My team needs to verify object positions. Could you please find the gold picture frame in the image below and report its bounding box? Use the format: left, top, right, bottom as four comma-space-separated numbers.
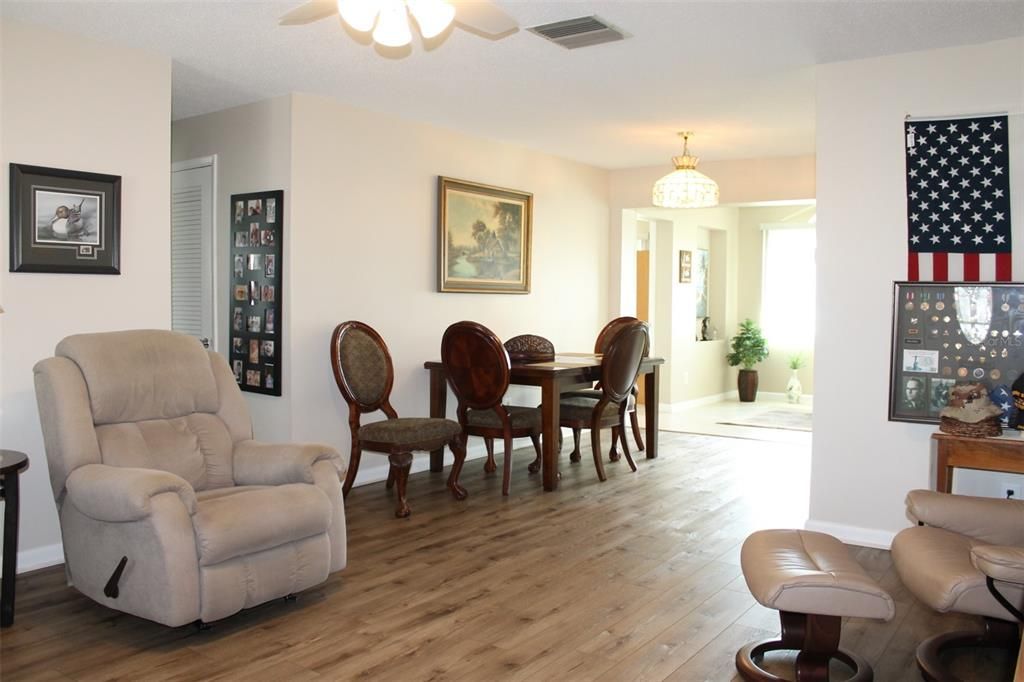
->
678, 249, 692, 283
438, 176, 532, 294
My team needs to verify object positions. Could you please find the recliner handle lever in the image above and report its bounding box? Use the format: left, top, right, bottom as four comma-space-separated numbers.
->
104, 556, 128, 599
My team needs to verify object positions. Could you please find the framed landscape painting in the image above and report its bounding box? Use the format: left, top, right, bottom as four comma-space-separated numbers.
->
437, 176, 532, 294
9, 163, 121, 274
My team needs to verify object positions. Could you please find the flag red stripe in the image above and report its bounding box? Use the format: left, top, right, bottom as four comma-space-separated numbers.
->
908, 252, 919, 281
933, 253, 948, 281
963, 253, 980, 281
996, 253, 1012, 281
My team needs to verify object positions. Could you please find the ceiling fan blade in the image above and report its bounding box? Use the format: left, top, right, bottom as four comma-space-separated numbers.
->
452, 0, 518, 37
279, 0, 338, 26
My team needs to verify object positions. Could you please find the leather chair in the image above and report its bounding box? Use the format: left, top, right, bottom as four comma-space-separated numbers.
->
891, 489, 1024, 679
441, 321, 542, 495
331, 321, 467, 518
563, 316, 648, 461
33, 329, 347, 627
559, 320, 648, 481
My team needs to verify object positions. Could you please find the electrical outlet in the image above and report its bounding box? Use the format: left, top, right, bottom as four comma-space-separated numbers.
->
1003, 481, 1022, 500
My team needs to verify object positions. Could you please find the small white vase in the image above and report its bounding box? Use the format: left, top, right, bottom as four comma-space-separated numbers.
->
786, 370, 803, 404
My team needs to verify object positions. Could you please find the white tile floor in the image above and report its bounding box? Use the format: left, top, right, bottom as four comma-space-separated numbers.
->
641, 394, 813, 444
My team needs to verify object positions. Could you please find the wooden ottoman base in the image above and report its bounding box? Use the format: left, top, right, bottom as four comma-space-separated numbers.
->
735, 611, 874, 682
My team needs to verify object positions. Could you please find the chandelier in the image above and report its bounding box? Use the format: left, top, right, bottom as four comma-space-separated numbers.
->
651, 132, 720, 208
338, 0, 456, 47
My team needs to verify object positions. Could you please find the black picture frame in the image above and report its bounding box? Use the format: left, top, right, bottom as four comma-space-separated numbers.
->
9, 163, 121, 274
229, 190, 283, 396
888, 281, 1024, 425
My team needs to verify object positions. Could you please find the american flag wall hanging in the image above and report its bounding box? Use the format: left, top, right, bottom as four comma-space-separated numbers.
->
905, 114, 1012, 282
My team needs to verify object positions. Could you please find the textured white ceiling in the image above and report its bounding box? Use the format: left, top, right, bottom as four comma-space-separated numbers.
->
3, 1, 1022, 169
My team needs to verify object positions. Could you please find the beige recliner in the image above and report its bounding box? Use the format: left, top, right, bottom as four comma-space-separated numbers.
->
891, 489, 1024, 679
34, 329, 347, 627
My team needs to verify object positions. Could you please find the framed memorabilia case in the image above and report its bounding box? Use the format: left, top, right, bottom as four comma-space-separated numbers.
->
889, 281, 1024, 424
229, 190, 282, 396
437, 176, 532, 294
9, 163, 121, 274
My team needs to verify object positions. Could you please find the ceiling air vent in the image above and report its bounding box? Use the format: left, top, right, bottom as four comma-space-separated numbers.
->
527, 16, 626, 50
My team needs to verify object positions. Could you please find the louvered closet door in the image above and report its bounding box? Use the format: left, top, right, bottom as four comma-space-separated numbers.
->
171, 162, 215, 348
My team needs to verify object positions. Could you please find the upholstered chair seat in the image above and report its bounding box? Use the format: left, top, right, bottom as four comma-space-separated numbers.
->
34, 329, 347, 627
358, 417, 462, 446
558, 397, 621, 423
467, 405, 542, 430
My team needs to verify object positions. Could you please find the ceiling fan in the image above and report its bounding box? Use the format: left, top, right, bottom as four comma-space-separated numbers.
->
279, 0, 519, 48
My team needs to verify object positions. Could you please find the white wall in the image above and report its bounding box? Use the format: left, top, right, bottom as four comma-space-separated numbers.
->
288, 93, 610, 485
1, 22, 172, 568
810, 37, 1024, 548
171, 98, 293, 441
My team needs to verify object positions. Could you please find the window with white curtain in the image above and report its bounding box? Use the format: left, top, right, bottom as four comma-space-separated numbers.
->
761, 226, 816, 347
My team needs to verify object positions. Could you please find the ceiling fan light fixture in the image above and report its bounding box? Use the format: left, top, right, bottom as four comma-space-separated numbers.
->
652, 132, 720, 208
373, 0, 413, 46
407, 0, 455, 39
337, 0, 381, 32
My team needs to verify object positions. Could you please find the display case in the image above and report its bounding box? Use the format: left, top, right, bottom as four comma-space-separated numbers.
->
889, 281, 1024, 424
228, 190, 282, 396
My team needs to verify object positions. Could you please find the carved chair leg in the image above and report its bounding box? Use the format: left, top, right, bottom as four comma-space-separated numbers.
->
591, 423, 607, 482
342, 445, 361, 497
447, 435, 468, 500
619, 415, 637, 473
502, 432, 514, 496
609, 426, 621, 462
388, 453, 413, 518
630, 407, 645, 451
570, 428, 582, 463
483, 438, 497, 474
528, 435, 542, 474
385, 467, 396, 490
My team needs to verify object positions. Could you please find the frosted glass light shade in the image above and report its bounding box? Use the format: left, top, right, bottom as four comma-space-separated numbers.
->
407, 0, 455, 38
337, 0, 381, 32
373, 0, 413, 46
652, 169, 720, 208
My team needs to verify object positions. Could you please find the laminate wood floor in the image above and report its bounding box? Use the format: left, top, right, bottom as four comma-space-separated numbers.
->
1, 432, 1015, 681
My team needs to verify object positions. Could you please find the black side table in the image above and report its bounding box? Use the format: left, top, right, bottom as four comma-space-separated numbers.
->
1, 450, 29, 628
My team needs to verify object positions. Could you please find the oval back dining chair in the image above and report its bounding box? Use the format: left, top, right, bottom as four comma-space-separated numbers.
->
504, 334, 555, 365
441, 321, 542, 496
331, 321, 467, 518
563, 317, 650, 461
559, 320, 648, 481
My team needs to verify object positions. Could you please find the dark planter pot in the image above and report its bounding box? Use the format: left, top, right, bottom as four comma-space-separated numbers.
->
737, 369, 759, 402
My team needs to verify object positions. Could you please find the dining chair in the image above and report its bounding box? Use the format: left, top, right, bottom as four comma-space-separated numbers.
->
331, 321, 467, 518
441, 321, 543, 495
559, 320, 648, 481
563, 316, 649, 462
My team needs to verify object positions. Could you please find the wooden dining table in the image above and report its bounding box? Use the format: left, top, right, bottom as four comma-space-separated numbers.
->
423, 353, 664, 491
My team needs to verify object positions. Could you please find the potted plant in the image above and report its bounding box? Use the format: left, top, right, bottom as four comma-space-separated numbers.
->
726, 318, 769, 402
787, 353, 805, 404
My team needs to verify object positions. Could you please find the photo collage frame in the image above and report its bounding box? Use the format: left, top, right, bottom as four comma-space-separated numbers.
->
229, 190, 282, 396
889, 281, 1024, 424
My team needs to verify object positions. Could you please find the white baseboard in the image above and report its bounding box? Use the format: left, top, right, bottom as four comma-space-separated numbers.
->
804, 519, 895, 550
17, 542, 64, 573
665, 393, 732, 412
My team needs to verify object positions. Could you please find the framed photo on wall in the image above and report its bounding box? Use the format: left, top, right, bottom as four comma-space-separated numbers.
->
9, 163, 121, 274
678, 250, 692, 283
889, 281, 1024, 424
229, 189, 283, 396
437, 176, 532, 294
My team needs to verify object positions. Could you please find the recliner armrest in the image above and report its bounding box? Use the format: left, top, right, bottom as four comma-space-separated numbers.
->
232, 440, 345, 486
906, 489, 1024, 546
66, 464, 197, 522
972, 545, 1024, 585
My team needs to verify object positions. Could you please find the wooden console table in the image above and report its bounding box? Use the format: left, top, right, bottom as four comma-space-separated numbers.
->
1, 449, 29, 628
933, 432, 1024, 493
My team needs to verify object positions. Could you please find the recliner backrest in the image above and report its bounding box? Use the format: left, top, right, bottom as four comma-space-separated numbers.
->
35, 330, 253, 499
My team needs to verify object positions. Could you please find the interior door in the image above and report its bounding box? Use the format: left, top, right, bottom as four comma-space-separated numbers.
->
171, 159, 215, 348
635, 248, 650, 405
